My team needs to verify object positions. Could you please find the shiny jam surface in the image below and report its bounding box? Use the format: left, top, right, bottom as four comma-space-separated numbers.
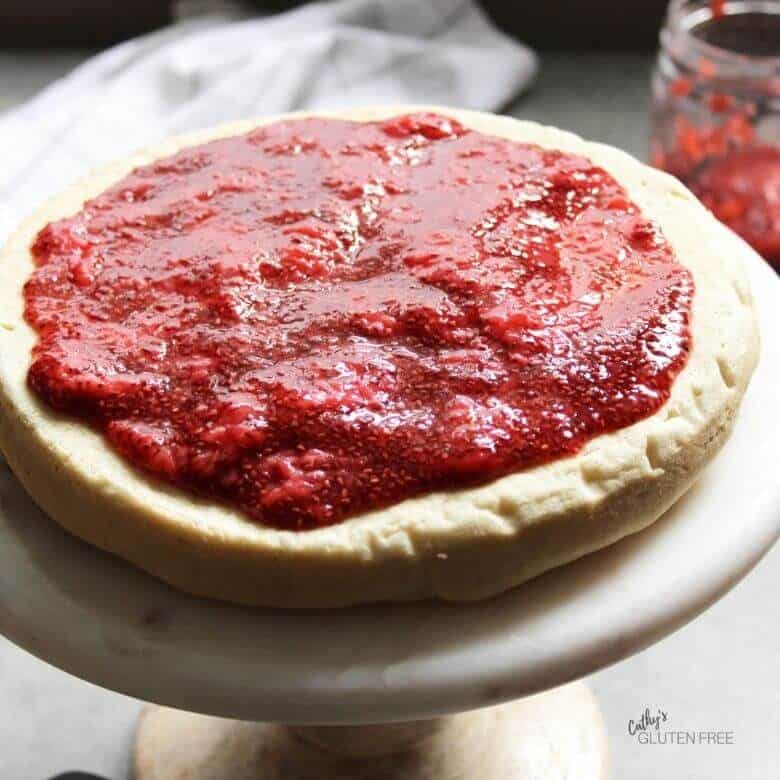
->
25, 114, 693, 530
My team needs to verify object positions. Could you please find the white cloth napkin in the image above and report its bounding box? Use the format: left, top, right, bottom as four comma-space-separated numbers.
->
0, 0, 536, 243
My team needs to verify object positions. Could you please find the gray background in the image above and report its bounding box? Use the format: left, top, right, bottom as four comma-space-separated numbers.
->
0, 51, 778, 779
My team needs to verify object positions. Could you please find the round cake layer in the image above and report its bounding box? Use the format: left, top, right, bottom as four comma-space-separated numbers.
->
0, 108, 759, 607
24, 113, 691, 530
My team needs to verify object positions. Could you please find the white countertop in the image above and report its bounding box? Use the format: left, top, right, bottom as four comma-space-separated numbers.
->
0, 49, 777, 779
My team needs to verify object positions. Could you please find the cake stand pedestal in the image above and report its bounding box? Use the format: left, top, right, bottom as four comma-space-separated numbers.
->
134, 681, 607, 779
0, 254, 777, 780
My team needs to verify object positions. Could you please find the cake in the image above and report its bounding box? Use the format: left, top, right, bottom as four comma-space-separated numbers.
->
0, 107, 759, 607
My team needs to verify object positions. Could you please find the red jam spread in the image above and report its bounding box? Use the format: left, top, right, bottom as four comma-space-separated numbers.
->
25, 114, 693, 530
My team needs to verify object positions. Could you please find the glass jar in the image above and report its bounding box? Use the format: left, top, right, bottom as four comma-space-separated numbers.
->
651, 0, 780, 267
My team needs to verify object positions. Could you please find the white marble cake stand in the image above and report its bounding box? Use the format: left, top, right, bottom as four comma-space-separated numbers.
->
1, 254, 779, 780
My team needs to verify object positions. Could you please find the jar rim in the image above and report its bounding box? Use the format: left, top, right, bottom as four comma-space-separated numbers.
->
663, 0, 780, 76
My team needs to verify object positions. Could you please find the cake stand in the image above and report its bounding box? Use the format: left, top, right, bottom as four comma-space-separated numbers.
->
1, 253, 778, 780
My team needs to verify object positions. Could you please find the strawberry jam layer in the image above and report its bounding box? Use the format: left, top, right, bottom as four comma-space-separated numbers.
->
25, 113, 693, 530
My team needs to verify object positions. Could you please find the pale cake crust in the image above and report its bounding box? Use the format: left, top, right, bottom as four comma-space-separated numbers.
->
0, 107, 759, 608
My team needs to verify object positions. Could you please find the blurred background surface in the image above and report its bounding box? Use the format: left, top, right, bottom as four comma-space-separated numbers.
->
0, 0, 669, 48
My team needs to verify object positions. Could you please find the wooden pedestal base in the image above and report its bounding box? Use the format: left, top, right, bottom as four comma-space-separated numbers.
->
134, 681, 609, 779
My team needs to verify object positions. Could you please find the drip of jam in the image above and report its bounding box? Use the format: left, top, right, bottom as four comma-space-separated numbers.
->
25, 114, 693, 530
710, 0, 725, 22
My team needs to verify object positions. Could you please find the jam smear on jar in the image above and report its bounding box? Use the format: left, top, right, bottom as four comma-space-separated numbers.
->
651, 2, 780, 267
689, 144, 780, 263
25, 113, 693, 530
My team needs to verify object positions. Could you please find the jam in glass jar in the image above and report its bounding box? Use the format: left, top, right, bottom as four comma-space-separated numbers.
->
651, 0, 780, 267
